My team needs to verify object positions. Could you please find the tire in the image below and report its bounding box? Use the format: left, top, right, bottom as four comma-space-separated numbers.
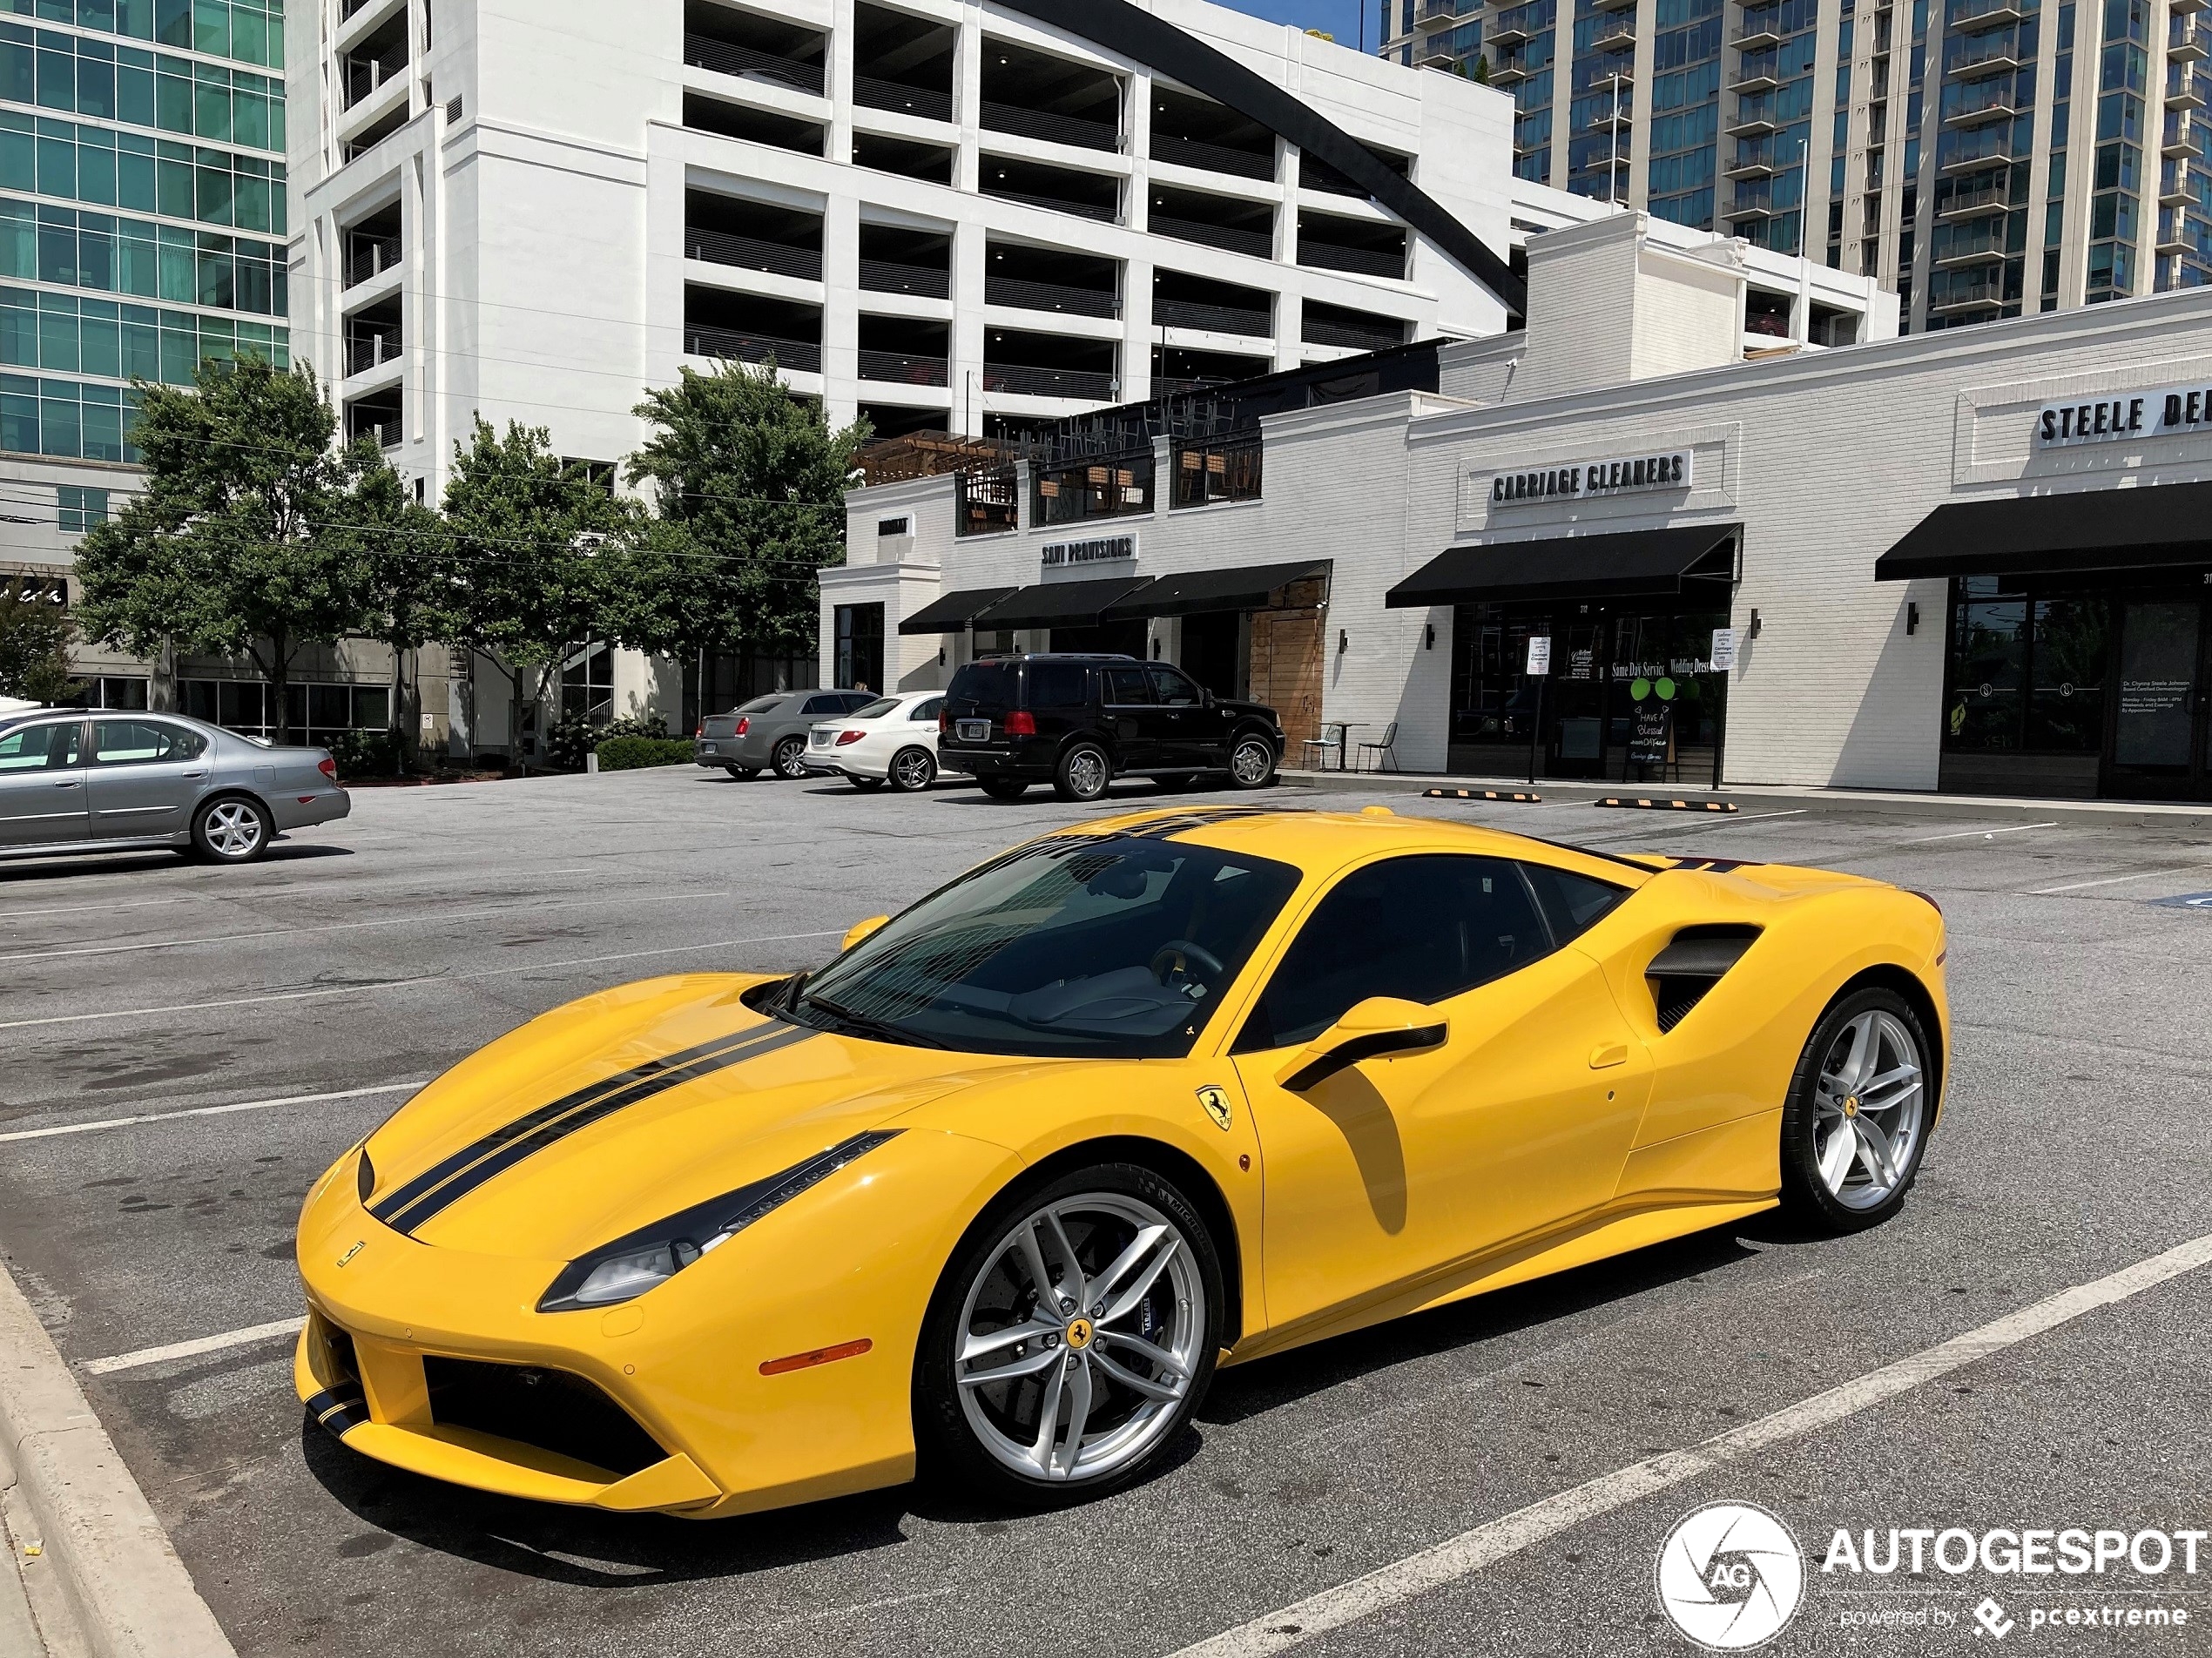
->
1224, 731, 1278, 792
887, 747, 936, 792
771, 737, 808, 780
914, 1162, 1224, 1506
851, 776, 887, 792
1779, 987, 1936, 1232
190, 794, 271, 865
724, 766, 759, 781
979, 778, 1028, 801
1053, 742, 1112, 803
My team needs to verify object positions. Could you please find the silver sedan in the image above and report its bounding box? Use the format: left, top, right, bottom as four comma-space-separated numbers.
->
0, 709, 350, 866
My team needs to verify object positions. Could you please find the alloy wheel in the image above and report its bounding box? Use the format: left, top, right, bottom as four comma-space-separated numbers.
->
1064, 747, 1108, 799
201, 799, 265, 859
1811, 1009, 1925, 1210
773, 738, 807, 779
1230, 738, 1272, 786
893, 748, 934, 791
953, 1193, 1204, 1484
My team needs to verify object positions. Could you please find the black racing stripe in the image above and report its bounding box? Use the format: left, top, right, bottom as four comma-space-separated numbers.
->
377, 1022, 818, 1236
307, 1388, 368, 1438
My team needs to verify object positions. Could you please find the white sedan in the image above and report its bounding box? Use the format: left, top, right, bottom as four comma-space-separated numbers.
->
800, 691, 954, 792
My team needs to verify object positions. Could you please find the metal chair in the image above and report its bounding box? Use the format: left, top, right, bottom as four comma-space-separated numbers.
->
1356, 720, 1399, 772
1300, 723, 1346, 771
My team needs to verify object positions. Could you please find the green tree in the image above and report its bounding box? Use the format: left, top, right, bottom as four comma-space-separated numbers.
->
74, 358, 390, 743
348, 468, 447, 772
0, 582, 78, 704
437, 417, 629, 764
1468, 54, 1493, 84
618, 361, 867, 691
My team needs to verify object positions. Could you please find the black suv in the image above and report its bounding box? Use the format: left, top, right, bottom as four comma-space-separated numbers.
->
939, 653, 1285, 802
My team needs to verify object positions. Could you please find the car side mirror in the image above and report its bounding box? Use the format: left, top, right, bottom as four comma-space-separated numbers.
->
1278, 997, 1447, 1092
840, 914, 891, 953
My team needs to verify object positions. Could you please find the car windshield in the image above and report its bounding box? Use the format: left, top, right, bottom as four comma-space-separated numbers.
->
850, 698, 899, 719
787, 834, 1303, 1058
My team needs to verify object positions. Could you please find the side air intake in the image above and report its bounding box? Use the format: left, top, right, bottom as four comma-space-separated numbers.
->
1646, 925, 1761, 1034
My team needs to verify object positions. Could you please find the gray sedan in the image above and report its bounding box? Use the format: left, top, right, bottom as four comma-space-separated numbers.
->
0, 709, 350, 866
695, 689, 878, 780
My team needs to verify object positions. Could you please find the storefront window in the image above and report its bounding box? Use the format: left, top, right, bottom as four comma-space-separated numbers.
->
1946, 578, 2027, 748
1946, 580, 2112, 753
2026, 596, 2109, 750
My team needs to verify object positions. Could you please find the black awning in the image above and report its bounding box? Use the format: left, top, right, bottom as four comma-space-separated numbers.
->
969, 576, 1152, 630
897, 587, 1019, 636
1100, 559, 1332, 620
1385, 525, 1740, 609
1875, 482, 2212, 581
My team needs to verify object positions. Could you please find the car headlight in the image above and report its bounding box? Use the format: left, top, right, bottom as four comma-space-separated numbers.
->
536, 1130, 902, 1313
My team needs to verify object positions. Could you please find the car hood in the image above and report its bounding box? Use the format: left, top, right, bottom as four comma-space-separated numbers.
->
359, 974, 1019, 1260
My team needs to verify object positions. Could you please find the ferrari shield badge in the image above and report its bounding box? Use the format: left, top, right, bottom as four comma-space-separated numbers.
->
1197, 1086, 1233, 1132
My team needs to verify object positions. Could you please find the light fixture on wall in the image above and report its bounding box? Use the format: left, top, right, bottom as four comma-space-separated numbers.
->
1338, 630, 1348, 654
1747, 609, 1763, 639
938, 645, 947, 666
1152, 637, 1162, 660
1905, 602, 1919, 636
1425, 624, 1435, 650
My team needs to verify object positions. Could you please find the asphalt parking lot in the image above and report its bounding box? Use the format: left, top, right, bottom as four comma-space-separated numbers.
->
3, 765, 2211, 1657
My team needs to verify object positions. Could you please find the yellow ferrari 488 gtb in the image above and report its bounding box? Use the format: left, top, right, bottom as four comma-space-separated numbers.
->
296, 805, 1946, 1518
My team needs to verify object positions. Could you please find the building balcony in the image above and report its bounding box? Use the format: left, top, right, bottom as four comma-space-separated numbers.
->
856, 347, 949, 388
852, 72, 954, 123
1150, 131, 1275, 180
343, 39, 408, 110
1733, 21, 1784, 48
1417, 0, 1480, 27
2161, 175, 2196, 206
1734, 66, 1782, 92
1588, 104, 1634, 133
981, 37, 1123, 155
981, 361, 1116, 401
1727, 109, 1780, 135
681, 32, 825, 98
345, 392, 401, 450
1298, 239, 1406, 278
1490, 60, 1534, 85
684, 227, 824, 282
685, 325, 822, 374
2168, 78, 2208, 111
2164, 125, 2203, 157
1487, 16, 1534, 45
985, 273, 1120, 318
1946, 39, 2026, 74
858, 257, 951, 300
1946, 0, 2028, 28
344, 232, 401, 290
1154, 296, 1272, 336
2176, 0, 2205, 17
2172, 20, 2208, 59
1933, 241, 2006, 266
1937, 183, 2010, 216
344, 330, 403, 378
981, 99, 1122, 152
1945, 93, 2025, 125
982, 158, 1123, 224
1939, 140, 2022, 171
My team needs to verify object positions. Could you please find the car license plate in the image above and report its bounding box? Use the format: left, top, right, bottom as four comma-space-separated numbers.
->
700, 743, 718, 753
957, 720, 991, 741
811, 731, 833, 747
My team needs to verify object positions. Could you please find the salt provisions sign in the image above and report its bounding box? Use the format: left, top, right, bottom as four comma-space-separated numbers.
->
1041, 534, 1136, 571
2035, 381, 2212, 447
1490, 449, 1692, 506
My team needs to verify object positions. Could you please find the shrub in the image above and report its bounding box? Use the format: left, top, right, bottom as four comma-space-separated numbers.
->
327, 727, 403, 778
548, 711, 669, 772
596, 736, 695, 771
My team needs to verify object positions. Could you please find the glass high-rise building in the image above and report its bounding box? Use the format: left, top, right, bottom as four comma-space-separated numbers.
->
0, 0, 293, 464
1382, 0, 2212, 326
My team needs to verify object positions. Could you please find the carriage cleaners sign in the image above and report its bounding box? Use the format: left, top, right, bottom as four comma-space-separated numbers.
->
1490, 449, 1692, 505
2035, 381, 2212, 446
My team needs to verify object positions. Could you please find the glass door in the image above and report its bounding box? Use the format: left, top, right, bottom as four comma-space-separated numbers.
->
1546, 618, 1610, 778
2106, 599, 2205, 799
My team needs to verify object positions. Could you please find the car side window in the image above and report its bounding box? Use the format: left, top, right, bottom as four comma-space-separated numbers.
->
801, 695, 843, 716
92, 719, 205, 766
1027, 663, 1090, 708
913, 698, 944, 722
1103, 665, 1152, 704
1232, 854, 1553, 1052
0, 722, 79, 772
1147, 664, 1202, 706
841, 692, 874, 711
1519, 862, 1629, 942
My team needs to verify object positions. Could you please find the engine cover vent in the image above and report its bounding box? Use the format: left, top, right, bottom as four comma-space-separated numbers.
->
1646, 925, 1761, 1034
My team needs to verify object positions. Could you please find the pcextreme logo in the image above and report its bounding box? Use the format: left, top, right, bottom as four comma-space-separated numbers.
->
1656, 1502, 1808, 1650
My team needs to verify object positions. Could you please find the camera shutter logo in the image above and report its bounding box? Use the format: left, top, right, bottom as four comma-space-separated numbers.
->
1655, 1502, 1805, 1650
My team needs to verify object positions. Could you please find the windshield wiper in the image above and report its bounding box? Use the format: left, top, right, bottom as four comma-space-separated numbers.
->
797, 992, 948, 1049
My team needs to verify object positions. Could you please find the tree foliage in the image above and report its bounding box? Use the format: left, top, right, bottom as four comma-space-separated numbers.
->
73, 357, 395, 740
0, 583, 77, 703
620, 361, 867, 671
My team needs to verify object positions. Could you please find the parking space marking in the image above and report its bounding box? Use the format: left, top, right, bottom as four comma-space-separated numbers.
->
1167, 1227, 2212, 1658
0, 930, 846, 1032
2031, 863, 2212, 895
82, 1317, 304, 1376
0, 1081, 425, 1146
0, 888, 733, 967
0, 897, 190, 920
1903, 820, 2057, 844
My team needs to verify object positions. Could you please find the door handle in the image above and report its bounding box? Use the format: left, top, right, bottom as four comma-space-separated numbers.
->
180, 769, 208, 778
52, 778, 81, 789
1589, 1042, 1629, 1068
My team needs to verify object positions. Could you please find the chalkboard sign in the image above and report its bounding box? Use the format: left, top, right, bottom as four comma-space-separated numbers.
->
1629, 701, 1673, 768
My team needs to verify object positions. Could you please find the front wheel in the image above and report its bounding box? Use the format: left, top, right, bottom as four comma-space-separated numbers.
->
914, 1164, 1223, 1505
771, 738, 808, 780
1779, 987, 1935, 1232
1053, 742, 1112, 803
979, 778, 1028, 800
1225, 732, 1278, 791
191, 794, 271, 864
888, 747, 936, 792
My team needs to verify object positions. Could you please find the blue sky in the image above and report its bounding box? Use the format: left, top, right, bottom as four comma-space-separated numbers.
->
1218, 0, 1377, 53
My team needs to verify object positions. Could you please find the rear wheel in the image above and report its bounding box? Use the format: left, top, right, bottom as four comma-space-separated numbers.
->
191, 794, 270, 864
979, 778, 1028, 801
851, 776, 887, 792
1780, 987, 1934, 1232
915, 1164, 1222, 1505
888, 747, 936, 792
724, 765, 759, 780
1225, 732, 1277, 792
772, 737, 808, 780
1054, 742, 1112, 803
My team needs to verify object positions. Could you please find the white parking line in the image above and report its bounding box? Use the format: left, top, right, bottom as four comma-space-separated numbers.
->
0, 889, 732, 967
1167, 1227, 2212, 1658
1903, 820, 2057, 844
81, 1317, 303, 1376
0, 931, 844, 1032
0, 897, 190, 920
0, 1082, 424, 1147
2031, 863, 2212, 895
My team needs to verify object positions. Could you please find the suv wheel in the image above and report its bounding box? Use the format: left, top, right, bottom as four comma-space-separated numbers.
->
1225, 732, 1277, 791
1054, 742, 1111, 803
772, 737, 809, 780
